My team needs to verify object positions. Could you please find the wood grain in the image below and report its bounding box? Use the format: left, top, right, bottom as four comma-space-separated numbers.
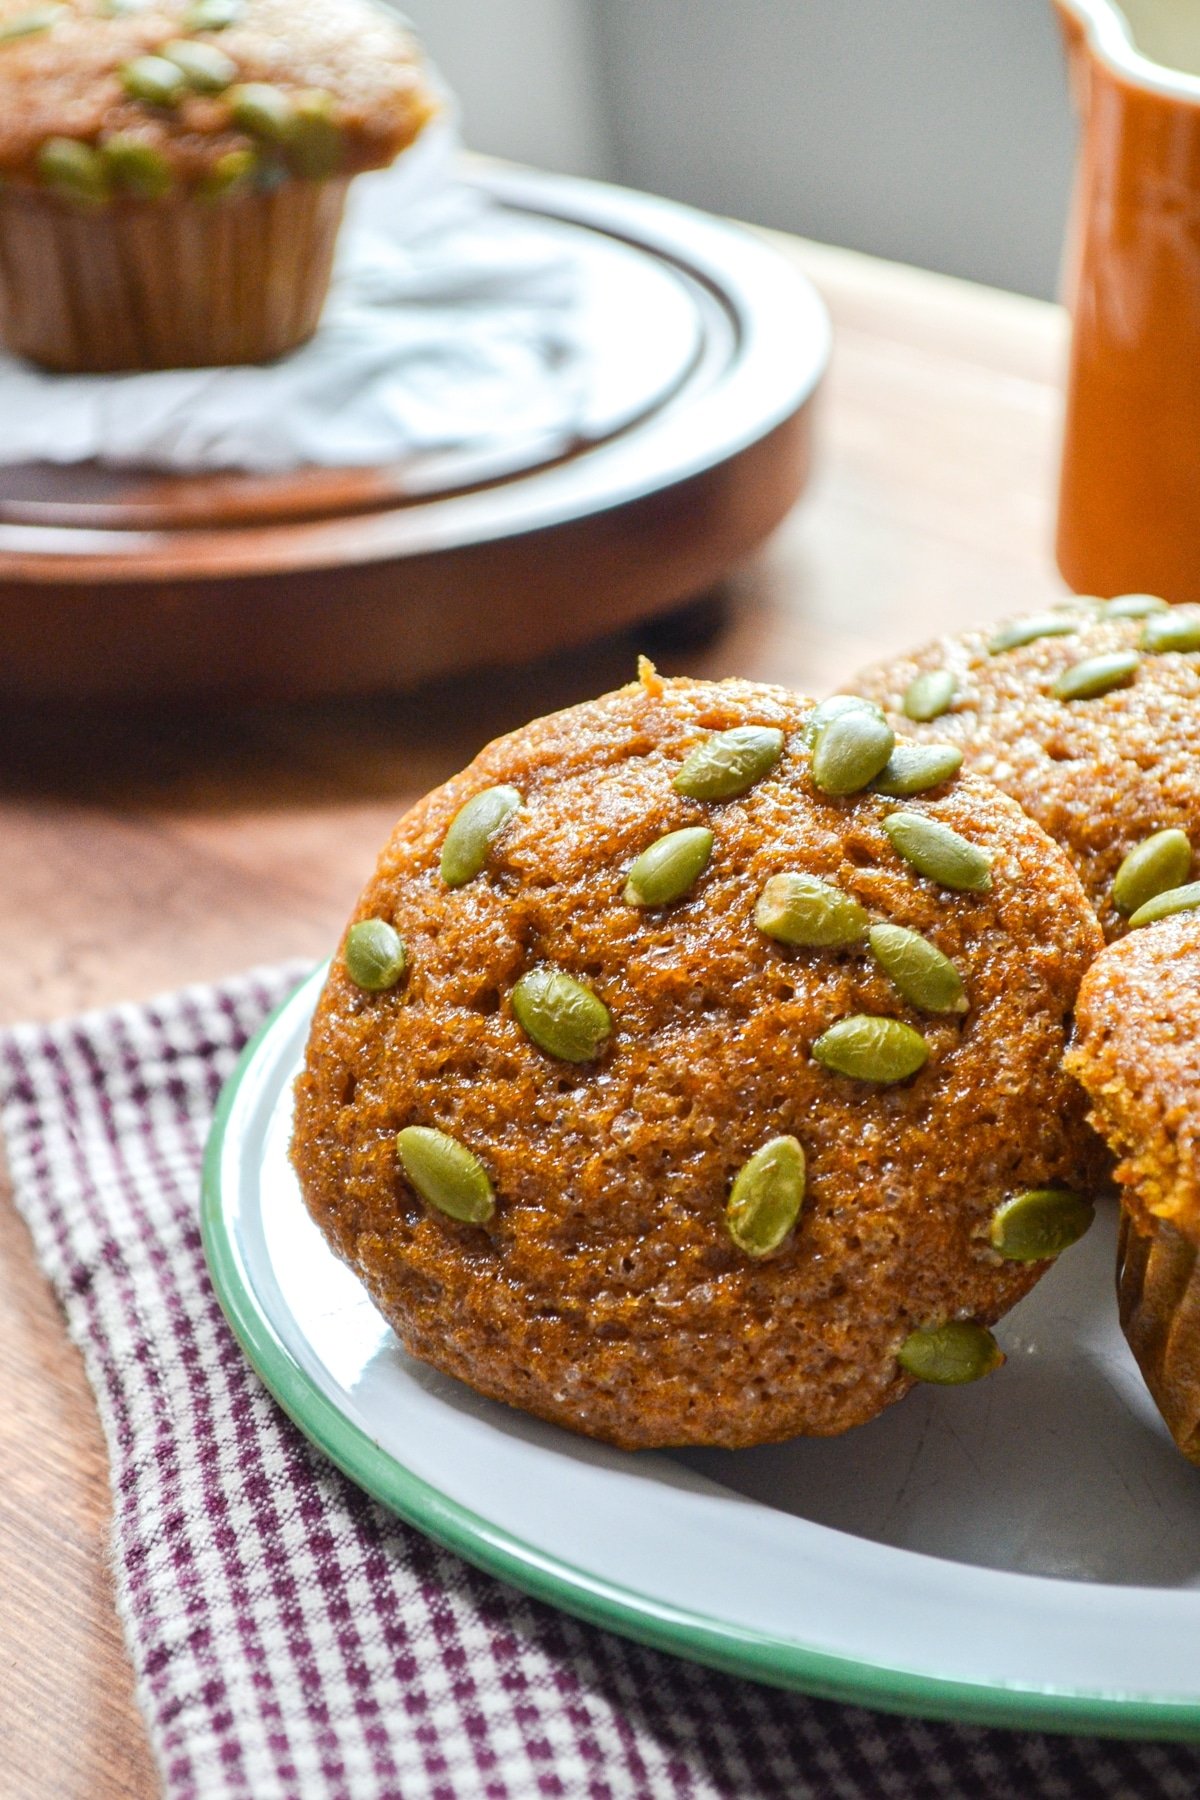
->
0, 232, 1070, 1797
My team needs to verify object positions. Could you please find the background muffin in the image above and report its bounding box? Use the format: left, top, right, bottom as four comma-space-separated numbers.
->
0, 0, 437, 370
848, 595, 1200, 941
1068, 913, 1200, 1465
292, 671, 1103, 1450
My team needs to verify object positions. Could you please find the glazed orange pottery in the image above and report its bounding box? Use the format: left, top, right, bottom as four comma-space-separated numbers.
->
1055, 1, 1200, 601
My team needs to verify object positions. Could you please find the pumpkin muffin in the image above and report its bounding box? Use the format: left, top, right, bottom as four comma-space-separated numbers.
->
0, 0, 437, 370
291, 670, 1104, 1451
848, 596, 1200, 941
1068, 913, 1200, 1464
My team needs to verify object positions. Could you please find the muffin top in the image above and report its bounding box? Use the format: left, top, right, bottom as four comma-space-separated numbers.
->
292, 670, 1104, 1451
1068, 913, 1200, 1246
0, 0, 436, 195
848, 595, 1200, 941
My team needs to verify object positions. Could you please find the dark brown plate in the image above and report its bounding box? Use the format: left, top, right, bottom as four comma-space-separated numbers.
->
0, 165, 829, 700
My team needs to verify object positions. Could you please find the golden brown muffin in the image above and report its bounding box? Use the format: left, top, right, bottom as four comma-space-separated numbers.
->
0, 0, 437, 369
292, 672, 1104, 1450
848, 596, 1200, 941
1067, 914, 1200, 1464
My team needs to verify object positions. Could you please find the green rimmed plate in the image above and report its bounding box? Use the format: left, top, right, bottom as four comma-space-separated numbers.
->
202, 968, 1200, 1741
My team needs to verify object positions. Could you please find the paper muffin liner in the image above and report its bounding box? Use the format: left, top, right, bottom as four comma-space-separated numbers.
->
0, 176, 350, 373
1118, 1206, 1200, 1464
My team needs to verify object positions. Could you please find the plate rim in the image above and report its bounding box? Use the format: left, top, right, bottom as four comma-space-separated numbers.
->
201, 970, 1200, 1744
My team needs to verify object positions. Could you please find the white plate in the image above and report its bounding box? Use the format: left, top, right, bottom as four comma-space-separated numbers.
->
202, 969, 1200, 1739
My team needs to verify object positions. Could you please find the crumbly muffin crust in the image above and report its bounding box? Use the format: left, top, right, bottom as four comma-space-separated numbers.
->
849, 599, 1200, 940
1067, 914, 1200, 1245
0, 0, 435, 185
1068, 916, 1200, 1463
292, 675, 1103, 1451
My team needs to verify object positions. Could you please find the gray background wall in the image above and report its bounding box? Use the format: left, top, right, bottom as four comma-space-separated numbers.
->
403, 0, 1082, 300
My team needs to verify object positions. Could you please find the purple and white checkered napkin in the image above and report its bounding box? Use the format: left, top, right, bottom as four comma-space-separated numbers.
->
2, 966, 1199, 1800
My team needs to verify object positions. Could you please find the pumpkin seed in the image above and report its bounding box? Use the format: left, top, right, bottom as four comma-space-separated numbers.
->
396, 1126, 495, 1225
1112, 829, 1193, 917
1106, 593, 1168, 619
802, 694, 885, 747
512, 968, 611, 1063
101, 134, 173, 198
197, 146, 256, 200
1128, 881, 1200, 929
1052, 649, 1139, 701
0, 6, 63, 42
344, 918, 406, 992
898, 1321, 1003, 1384
288, 90, 343, 177
725, 1136, 806, 1257
987, 615, 1077, 653
812, 1014, 929, 1083
121, 54, 188, 106
988, 1189, 1093, 1262
37, 136, 109, 203
871, 742, 962, 797
881, 811, 993, 892
754, 873, 868, 948
810, 707, 895, 796
902, 668, 957, 722
1141, 609, 1200, 654
623, 826, 713, 907
867, 922, 967, 1015
184, 0, 243, 25
672, 726, 785, 800
440, 785, 522, 887
163, 38, 237, 92
229, 81, 295, 141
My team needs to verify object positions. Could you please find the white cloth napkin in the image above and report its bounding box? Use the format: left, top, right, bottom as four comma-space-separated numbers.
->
0, 118, 692, 477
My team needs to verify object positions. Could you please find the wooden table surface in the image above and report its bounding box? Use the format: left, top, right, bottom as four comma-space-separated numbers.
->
0, 233, 1071, 1799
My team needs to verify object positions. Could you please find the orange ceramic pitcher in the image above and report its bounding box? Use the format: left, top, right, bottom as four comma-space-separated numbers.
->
1055, 0, 1200, 600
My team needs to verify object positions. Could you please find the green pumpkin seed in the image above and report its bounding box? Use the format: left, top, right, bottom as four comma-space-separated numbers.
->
725, 1136, 806, 1257
1128, 881, 1200, 929
121, 54, 188, 107
988, 1189, 1093, 1262
811, 708, 895, 796
344, 918, 406, 991
288, 90, 343, 177
672, 726, 785, 800
902, 668, 957, 722
801, 694, 885, 747
812, 1014, 929, 1083
898, 1320, 1003, 1384
1141, 608, 1200, 654
867, 922, 967, 1015
512, 968, 611, 1063
0, 5, 64, 42
101, 134, 173, 198
624, 826, 713, 907
1112, 828, 1193, 917
163, 38, 238, 93
881, 811, 993, 892
37, 136, 109, 203
754, 872, 868, 948
871, 742, 962, 797
987, 615, 1078, 653
197, 146, 257, 200
229, 81, 295, 141
439, 785, 522, 887
184, 0, 243, 27
1052, 649, 1139, 701
396, 1126, 495, 1225
1106, 593, 1168, 619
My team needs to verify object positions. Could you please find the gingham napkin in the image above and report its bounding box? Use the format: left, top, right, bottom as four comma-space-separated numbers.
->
1, 966, 1198, 1800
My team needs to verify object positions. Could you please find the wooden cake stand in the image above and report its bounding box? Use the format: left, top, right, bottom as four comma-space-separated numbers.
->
0, 166, 830, 701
